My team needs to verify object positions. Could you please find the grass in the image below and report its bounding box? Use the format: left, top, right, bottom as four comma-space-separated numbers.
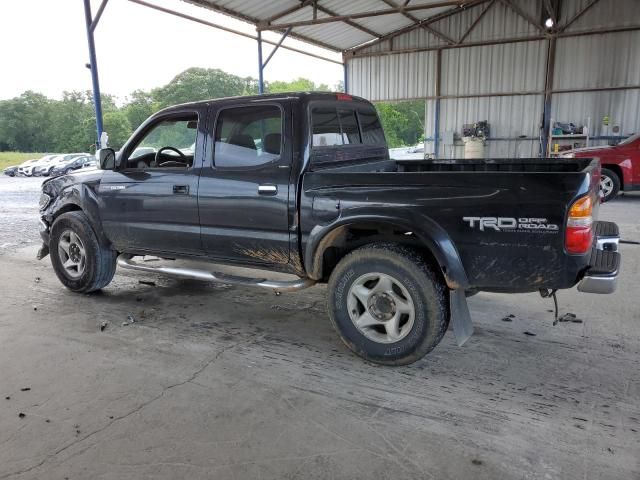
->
0, 152, 46, 171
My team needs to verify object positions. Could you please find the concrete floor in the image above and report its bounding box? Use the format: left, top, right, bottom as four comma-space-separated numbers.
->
1, 177, 639, 479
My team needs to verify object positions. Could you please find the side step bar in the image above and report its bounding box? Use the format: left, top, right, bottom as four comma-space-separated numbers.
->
117, 254, 316, 293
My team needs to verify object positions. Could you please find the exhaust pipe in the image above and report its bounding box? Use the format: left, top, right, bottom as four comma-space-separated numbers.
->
117, 254, 316, 293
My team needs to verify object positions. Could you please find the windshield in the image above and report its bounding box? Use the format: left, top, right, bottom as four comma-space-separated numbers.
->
618, 132, 640, 146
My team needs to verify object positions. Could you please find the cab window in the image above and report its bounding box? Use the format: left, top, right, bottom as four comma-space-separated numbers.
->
124, 114, 198, 169
213, 105, 282, 168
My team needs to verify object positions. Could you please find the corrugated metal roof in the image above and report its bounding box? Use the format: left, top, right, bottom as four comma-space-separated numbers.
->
183, 0, 487, 52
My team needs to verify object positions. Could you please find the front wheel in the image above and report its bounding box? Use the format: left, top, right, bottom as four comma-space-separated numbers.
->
327, 243, 448, 366
600, 168, 620, 202
50, 211, 117, 293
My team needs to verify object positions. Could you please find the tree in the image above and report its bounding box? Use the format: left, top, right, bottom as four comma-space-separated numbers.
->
266, 77, 329, 93
152, 67, 258, 107
123, 89, 155, 131
103, 110, 132, 150
0, 91, 52, 152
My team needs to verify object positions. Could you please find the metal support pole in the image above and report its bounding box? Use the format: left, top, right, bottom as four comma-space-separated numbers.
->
434, 49, 442, 159
257, 30, 264, 94
343, 62, 348, 93
83, 0, 104, 149
541, 36, 557, 157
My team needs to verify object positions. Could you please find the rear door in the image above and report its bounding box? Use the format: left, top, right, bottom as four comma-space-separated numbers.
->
198, 101, 294, 267
98, 108, 204, 255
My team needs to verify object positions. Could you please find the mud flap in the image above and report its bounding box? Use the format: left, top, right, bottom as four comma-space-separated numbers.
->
450, 289, 473, 346
36, 243, 49, 260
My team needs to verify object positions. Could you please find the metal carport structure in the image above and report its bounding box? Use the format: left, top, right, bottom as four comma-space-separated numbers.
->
83, 0, 640, 156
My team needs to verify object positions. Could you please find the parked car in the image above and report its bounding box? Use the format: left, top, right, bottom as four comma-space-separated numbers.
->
562, 132, 640, 201
34, 154, 86, 177
49, 154, 93, 177
17, 158, 45, 177
38, 93, 620, 365
3, 165, 19, 177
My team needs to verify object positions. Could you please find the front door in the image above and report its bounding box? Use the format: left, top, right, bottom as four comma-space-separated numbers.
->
99, 110, 204, 256
198, 102, 294, 268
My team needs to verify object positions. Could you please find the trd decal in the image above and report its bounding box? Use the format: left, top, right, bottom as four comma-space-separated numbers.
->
463, 217, 559, 233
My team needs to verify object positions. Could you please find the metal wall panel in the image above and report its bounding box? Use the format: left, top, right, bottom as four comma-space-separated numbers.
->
348, 53, 437, 101
554, 31, 640, 90
551, 90, 640, 137
442, 41, 547, 95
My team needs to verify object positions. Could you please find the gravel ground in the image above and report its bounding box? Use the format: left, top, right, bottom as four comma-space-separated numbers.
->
0, 176, 42, 253
0, 175, 639, 479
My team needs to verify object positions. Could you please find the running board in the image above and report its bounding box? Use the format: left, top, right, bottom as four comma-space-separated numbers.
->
117, 254, 316, 293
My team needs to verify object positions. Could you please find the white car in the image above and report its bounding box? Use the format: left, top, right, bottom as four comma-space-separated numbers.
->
17, 158, 44, 177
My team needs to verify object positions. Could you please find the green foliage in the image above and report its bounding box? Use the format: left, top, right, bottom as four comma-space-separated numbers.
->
0, 66, 424, 153
266, 77, 330, 93
375, 100, 425, 148
152, 67, 258, 108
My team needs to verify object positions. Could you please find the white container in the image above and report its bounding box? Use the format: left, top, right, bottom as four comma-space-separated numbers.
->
463, 137, 485, 159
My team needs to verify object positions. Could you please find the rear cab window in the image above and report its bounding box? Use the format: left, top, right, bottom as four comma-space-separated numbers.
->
310, 99, 387, 167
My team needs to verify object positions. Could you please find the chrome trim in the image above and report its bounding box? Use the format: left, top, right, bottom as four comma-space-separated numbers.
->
596, 236, 619, 252
117, 254, 315, 293
38, 218, 49, 232
258, 185, 277, 194
577, 274, 618, 294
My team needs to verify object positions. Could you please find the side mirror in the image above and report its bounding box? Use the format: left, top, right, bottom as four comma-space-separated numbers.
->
96, 148, 116, 170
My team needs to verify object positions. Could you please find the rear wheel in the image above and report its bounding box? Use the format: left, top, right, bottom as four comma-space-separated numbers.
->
64, 168, 73, 175
50, 211, 117, 293
327, 243, 448, 366
600, 168, 620, 202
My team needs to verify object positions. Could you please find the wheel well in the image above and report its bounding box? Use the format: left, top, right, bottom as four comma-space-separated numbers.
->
313, 223, 443, 282
602, 164, 623, 189
52, 204, 82, 223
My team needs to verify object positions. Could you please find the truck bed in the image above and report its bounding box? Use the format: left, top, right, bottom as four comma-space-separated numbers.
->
396, 158, 593, 173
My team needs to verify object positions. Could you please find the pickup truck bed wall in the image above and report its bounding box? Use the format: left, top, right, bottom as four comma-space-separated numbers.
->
302, 157, 597, 292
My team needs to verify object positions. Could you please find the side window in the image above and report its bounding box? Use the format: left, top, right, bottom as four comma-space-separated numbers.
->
125, 114, 198, 169
214, 105, 282, 168
358, 107, 386, 145
312, 106, 362, 147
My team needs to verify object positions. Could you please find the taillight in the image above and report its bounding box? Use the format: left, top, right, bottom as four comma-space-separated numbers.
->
565, 196, 593, 254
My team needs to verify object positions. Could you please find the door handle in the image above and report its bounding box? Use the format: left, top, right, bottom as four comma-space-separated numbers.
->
173, 185, 189, 195
258, 185, 277, 195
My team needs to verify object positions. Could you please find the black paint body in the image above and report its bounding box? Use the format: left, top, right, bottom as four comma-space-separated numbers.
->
40, 92, 601, 293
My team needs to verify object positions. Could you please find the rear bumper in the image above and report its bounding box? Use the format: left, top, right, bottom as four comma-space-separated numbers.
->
577, 221, 620, 294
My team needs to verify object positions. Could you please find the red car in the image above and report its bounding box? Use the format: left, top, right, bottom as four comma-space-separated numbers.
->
564, 133, 640, 202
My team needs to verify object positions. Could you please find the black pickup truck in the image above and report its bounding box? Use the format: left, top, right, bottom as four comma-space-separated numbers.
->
38, 92, 621, 365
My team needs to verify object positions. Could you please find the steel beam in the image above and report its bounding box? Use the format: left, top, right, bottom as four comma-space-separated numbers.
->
498, 0, 544, 31
434, 49, 442, 158
458, 0, 494, 43
348, 24, 640, 58
83, 0, 104, 149
128, 0, 342, 65
89, 0, 109, 33
560, 0, 601, 31
257, 30, 264, 94
259, 1, 481, 30
541, 36, 556, 157
262, 27, 292, 69
349, 1, 487, 54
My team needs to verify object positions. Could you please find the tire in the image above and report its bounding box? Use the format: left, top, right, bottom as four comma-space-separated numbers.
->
327, 243, 448, 366
64, 168, 73, 175
600, 168, 620, 202
50, 211, 117, 293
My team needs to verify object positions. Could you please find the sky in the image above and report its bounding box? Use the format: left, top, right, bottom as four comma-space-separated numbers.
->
0, 0, 344, 102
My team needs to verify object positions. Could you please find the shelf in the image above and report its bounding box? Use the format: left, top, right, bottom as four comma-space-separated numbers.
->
551, 134, 588, 139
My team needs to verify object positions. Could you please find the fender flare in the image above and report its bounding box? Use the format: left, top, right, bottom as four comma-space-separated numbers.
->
44, 184, 108, 246
304, 213, 469, 290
